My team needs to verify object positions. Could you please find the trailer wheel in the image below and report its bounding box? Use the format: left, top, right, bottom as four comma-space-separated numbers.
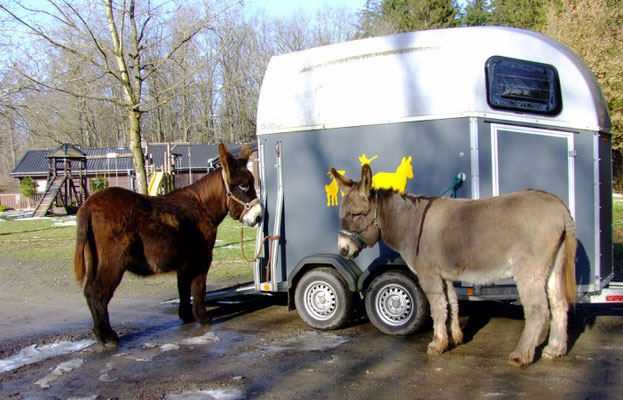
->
365, 271, 429, 336
295, 267, 354, 330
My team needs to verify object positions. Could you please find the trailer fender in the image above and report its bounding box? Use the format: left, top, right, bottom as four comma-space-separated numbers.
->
288, 254, 361, 293
357, 256, 408, 292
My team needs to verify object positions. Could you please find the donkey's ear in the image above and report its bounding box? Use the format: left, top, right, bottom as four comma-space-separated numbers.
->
330, 168, 354, 191
239, 145, 252, 163
219, 143, 235, 179
360, 164, 373, 197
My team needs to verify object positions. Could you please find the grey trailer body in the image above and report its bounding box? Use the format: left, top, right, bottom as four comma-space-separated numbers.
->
247, 27, 620, 332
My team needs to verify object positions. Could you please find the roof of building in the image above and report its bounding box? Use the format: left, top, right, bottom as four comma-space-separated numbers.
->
46, 143, 86, 159
10, 142, 255, 178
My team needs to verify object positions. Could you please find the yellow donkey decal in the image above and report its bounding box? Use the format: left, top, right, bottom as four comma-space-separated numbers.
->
371, 156, 413, 193
325, 170, 345, 207
325, 154, 413, 206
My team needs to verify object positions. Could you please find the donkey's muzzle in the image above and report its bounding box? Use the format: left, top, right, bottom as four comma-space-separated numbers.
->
338, 233, 363, 259
241, 202, 263, 227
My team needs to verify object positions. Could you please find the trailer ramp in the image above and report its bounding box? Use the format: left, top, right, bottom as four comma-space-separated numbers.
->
32, 175, 66, 217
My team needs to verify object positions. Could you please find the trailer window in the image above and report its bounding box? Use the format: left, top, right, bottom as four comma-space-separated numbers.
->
486, 56, 562, 115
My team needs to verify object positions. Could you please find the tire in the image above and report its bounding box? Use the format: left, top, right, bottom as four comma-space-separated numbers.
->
294, 267, 355, 330
365, 271, 430, 336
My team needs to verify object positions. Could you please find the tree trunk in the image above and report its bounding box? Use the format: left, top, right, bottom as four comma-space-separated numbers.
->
128, 109, 147, 194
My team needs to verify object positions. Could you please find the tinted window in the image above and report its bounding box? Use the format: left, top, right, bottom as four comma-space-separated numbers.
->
486, 56, 562, 115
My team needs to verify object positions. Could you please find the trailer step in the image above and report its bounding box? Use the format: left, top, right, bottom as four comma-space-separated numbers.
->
205, 281, 257, 303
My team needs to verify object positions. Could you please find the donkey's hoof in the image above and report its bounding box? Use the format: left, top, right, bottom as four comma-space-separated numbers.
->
543, 345, 566, 360
96, 330, 119, 348
426, 342, 446, 355
507, 352, 531, 367
179, 309, 195, 324
451, 330, 464, 346
103, 339, 119, 348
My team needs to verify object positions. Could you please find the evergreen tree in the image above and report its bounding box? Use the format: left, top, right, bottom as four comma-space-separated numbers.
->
488, 0, 546, 30
381, 0, 459, 32
356, 0, 460, 37
462, 0, 491, 26
356, 0, 392, 38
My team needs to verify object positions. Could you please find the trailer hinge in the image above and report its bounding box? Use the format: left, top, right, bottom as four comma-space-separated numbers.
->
568, 150, 577, 157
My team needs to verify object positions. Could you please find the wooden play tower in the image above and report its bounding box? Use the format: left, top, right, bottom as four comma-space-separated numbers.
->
32, 143, 88, 217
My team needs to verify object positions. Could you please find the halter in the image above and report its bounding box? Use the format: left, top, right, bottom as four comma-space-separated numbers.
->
222, 169, 259, 219
339, 190, 379, 248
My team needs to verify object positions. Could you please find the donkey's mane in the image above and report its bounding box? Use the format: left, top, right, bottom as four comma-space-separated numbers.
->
180, 168, 224, 204
375, 188, 432, 206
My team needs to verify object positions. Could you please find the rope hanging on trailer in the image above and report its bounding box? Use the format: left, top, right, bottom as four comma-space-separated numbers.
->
239, 227, 280, 281
440, 173, 466, 198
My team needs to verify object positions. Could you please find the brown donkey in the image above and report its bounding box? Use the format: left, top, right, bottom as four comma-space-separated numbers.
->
73, 143, 262, 347
332, 164, 577, 366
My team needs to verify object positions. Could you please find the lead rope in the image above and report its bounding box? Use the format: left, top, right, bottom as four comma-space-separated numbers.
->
240, 227, 280, 282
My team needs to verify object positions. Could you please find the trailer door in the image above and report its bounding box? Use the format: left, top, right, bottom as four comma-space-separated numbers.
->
491, 124, 575, 218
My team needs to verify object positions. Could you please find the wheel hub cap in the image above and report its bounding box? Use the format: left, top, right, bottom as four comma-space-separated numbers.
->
376, 284, 413, 326
304, 281, 337, 320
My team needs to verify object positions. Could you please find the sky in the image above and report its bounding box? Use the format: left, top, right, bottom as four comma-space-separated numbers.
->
244, 0, 368, 18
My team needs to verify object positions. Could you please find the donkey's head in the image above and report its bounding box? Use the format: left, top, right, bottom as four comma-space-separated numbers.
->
330, 164, 381, 259
399, 156, 414, 179
219, 143, 262, 227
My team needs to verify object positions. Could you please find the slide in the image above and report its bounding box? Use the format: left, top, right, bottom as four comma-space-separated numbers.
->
148, 171, 164, 196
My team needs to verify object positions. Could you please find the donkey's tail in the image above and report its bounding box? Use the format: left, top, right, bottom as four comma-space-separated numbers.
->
562, 209, 578, 304
73, 206, 92, 285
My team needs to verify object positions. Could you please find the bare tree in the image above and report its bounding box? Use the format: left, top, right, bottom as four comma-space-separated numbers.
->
0, 1, 360, 190
0, 0, 227, 193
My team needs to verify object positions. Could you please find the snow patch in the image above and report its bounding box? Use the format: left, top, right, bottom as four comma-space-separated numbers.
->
166, 388, 244, 400
67, 396, 99, 400
98, 361, 118, 382
35, 358, 84, 389
53, 219, 77, 227
260, 331, 349, 352
160, 343, 181, 352
0, 339, 95, 373
180, 332, 221, 346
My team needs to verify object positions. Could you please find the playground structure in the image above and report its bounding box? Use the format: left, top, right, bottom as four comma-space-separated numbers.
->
146, 143, 178, 196
32, 143, 88, 217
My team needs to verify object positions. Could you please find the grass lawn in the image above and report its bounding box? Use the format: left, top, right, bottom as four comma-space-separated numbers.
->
0, 214, 258, 297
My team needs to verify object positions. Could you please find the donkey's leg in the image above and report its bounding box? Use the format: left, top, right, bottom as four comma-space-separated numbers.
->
419, 275, 450, 355
191, 270, 211, 325
177, 271, 194, 324
84, 265, 123, 347
508, 275, 549, 367
543, 252, 570, 359
445, 280, 463, 346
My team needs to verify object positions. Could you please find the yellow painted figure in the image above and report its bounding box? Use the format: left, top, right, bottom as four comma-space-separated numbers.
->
325, 170, 345, 206
325, 156, 413, 206
371, 156, 413, 193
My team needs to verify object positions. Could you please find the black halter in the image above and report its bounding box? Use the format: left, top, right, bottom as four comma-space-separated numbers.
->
221, 169, 259, 219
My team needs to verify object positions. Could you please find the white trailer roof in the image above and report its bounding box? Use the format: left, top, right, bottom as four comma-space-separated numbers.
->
256, 27, 611, 135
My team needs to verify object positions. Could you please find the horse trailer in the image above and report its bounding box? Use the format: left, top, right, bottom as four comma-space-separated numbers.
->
211, 27, 623, 334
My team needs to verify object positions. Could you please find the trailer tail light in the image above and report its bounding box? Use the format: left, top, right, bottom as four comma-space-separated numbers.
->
606, 295, 623, 302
